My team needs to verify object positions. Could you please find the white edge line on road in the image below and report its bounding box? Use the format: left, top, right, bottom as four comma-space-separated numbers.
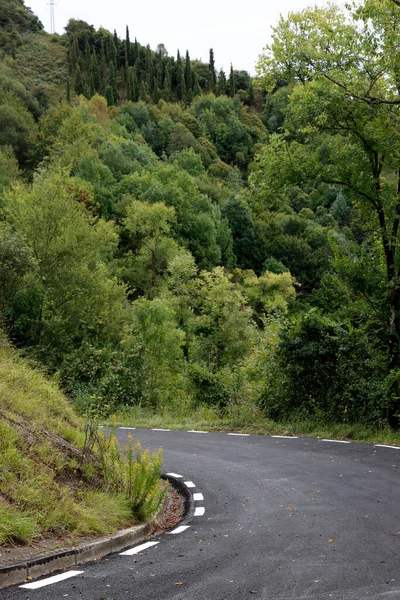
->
321, 439, 352, 444
166, 472, 183, 478
168, 525, 191, 535
374, 444, 400, 450
271, 435, 299, 439
20, 571, 84, 590
184, 481, 195, 488
187, 430, 209, 433
118, 427, 136, 430
194, 506, 206, 516
193, 493, 204, 501
151, 428, 171, 432
227, 433, 250, 437
120, 541, 159, 556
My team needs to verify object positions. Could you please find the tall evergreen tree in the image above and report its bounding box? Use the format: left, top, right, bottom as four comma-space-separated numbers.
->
133, 37, 139, 64
74, 63, 87, 97
176, 50, 184, 100
208, 48, 217, 93
145, 44, 154, 88
90, 50, 101, 94
184, 50, 193, 103
66, 77, 71, 102
125, 25, 131, 66
105, 84, 115, 106
217, 69, 227, 96
229, 64, 236, 97
163, 60, 172, 101
193, 72, 202, 97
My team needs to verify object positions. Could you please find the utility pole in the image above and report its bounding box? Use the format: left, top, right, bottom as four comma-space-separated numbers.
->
48, 0, 56, 34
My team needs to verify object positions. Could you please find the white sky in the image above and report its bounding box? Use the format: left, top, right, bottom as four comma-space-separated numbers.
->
26, 0, 334, 73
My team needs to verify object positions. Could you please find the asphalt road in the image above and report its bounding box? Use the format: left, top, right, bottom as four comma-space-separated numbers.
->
1, 429, 400, 600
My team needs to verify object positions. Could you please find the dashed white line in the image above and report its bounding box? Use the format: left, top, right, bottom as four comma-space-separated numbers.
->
194, 506, 206, 516
374, 444, 400, 450
151, 428, 171, 432
120, 541, 159, 556
184, 481, 196, 488
118, 427, 136, 430
20, 571, 84, 590
168, 525, 191, 535
166, 472, 183, 478
321, 439, 352, 444
187, 430, 208, 433
193, 493, 204, 501
227, 433, 250, 437
271, 435, 299, 439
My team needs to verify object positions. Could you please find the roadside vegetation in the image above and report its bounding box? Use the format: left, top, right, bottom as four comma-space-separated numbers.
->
0, 335, 166, 546
0, 0, 400, 544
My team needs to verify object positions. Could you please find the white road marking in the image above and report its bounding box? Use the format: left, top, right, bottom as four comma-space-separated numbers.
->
321, 439, 352, 444
194, 506, 206, 516
20, 571, 84, 590
168, 525, 191, 535
166, 472, 183, 478
184, 481, 195, 488
118, 427, 136, 430
271, 435, 299, 439
193, 493, 204, 501
120, 541, 158, 556
187, 430, 209, 433
151, 428, 171, 432
374, 444, 400, 450
227, 433, 250, 437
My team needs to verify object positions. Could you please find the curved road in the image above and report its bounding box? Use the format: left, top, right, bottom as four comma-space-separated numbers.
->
2, 429, 400, 599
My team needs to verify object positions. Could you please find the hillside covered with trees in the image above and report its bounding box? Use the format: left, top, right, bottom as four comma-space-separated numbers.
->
1, 0, 400, 437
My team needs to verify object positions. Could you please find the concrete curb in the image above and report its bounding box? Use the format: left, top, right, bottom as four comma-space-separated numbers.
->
0, 474, 179, 590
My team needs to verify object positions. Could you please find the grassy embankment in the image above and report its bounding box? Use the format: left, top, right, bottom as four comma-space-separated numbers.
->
0, 336, 166, 547
109, 403, 400, 446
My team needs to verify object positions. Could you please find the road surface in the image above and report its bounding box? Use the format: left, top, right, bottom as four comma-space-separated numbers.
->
1, 428, 399, 599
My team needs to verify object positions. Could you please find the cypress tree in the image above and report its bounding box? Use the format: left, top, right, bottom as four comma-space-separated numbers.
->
125, 25, 131, 66
74, 63, 87, 96
180, 71, 187, 104
133, 37, 139, 64
229, 64, 235, 97
66, 77, 71, 102
90, 50, 101, 93
163, 61, 172, 101
184, 50, 192, 90
139, 80, 151, 102
109, 37, 118, 69
157, 49, 164, 90
176, 50, 183, 100
113, 30, 121, 69
70, 36, 80, 72
132, 64, 139, 101
145, 44, 154, 88
109, 60, 119, 103
217, 69, 227, 96
84, 38, 90, 72
105, 84, 115, 106
208, 48, 217, 93
193, 72, 202, 97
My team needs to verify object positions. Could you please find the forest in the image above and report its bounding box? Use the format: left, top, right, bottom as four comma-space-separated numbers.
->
1, 0, 400, 436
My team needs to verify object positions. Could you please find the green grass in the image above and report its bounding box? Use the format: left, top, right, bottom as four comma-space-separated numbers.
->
0, 335, 165, 547
108, 402, 400, 446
